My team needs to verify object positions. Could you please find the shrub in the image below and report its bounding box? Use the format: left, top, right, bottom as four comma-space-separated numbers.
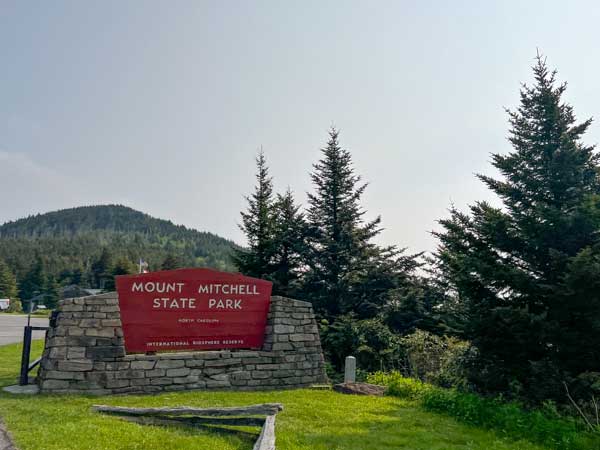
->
398, 329, 472, 389
6, 299, 22, 313
321, 315, 402, 373
368, 372, 598, 450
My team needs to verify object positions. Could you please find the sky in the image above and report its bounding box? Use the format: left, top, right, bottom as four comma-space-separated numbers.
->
1, 1, 600, 254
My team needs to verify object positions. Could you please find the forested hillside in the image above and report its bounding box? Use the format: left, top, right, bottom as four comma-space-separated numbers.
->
0, 205, 239, 295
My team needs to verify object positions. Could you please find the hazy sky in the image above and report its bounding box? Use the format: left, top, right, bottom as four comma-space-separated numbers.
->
2, 1, 600, 253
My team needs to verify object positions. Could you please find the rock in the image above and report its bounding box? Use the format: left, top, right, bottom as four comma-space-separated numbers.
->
333, 382, 385, 396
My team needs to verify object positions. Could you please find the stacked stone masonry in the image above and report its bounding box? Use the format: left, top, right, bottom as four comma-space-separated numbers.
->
37, 293, 327, 395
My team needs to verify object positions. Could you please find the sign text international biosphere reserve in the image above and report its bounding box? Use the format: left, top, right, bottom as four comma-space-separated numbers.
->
115, 268, 273, 353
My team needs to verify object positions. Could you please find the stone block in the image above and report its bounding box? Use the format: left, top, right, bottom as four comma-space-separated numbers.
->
102, 319, 121, 327
44, 370, 85, 381
86, 298, 118, 306
156, 360, 185, 369
87, 346, 125, 360
105, 361, 131, 371
251, 371, 272, 379
41, 379, 70, 390
58, 360, 93, 372
271, 343, 293, 351
70, 380, 102, 390
142, 386, 164, 393
66, 336, 96, 347
151, 377, 174, 385
289, 333, 315, 342
273, 369, 294, 378
49, 347, 67, 359
106, 379, 130, 388
67, 327, 84, 336
145, 368, 166, 377
273, 324, 295, 334
130, 360, 155, 370
79, 319, 102, 328
61, 305, 84, 312
67, 347, 86, 359
230, 371, 251, 381
164, 385, 186, 392
85, 328, 115, 338
86, 372, 114, 383
115, 370, 145, 379
206, 380, 230, 388
204, 358, 241, 367
166, 368, 190, 377
174, 375, 199, 384
46, 337, 67, 347
185, 359, 204, 368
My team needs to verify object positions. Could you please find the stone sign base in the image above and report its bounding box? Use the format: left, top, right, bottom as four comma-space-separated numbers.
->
37, 293, 327, 395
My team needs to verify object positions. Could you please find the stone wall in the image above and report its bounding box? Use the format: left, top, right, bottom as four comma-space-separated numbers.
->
37, 293, 327, 395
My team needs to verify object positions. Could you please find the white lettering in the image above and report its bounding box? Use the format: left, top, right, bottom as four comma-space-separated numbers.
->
152, 297, 196, 309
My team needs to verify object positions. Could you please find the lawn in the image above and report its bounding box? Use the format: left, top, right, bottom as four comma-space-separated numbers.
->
0, 341, 546, 450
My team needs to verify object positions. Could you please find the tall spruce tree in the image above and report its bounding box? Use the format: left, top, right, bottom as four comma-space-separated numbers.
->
43, 274, 60, 309
233, 151, 277, 279
91, 248, 113, 289
19, 254, 47, 307
434, 55, 600, 400
161, 253, 183, 270
270, 188, 308, 297
304, 128, 386, 317
0, 258, 18, 301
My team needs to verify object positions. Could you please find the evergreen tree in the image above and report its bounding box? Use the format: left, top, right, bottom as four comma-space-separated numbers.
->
19, 254, 46, 309
233, 151, 277, 279
270, 189, 308, 297
104, 257, 136, 290
0, 258, 18, 301
43, 274, 60, 309
433, 55, 600, 400
161, 253, 183, 270
91, 248, 113, 289
304, 128, 384, 317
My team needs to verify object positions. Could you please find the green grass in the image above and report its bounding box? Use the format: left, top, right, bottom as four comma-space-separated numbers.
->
0, 342, 547, 450
367, 371, 600, 450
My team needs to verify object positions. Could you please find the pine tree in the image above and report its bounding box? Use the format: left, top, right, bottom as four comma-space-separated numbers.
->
304, 128, 384, 317
91, 248, 113, 289
270, 189, 308, 297
104, 257, 136, 290
233, 151, 277, 279
433, 55, 600, 400
161, 254, 183, 270
0, 258, 18, 301
19, 254, 47, 309
43, 274, 60, 309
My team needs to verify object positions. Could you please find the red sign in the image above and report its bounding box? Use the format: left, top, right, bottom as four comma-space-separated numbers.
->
115, 268, 273, 353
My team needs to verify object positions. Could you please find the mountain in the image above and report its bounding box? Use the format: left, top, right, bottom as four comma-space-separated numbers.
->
0, 205, 240, 283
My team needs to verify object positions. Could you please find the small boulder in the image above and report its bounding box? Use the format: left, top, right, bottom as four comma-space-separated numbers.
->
333, 382, 385, 396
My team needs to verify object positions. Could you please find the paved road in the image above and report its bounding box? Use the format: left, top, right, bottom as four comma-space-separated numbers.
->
0, 315, 49, 346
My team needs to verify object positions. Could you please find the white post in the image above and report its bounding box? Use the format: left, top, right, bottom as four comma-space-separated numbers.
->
344, 356, 356, 383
